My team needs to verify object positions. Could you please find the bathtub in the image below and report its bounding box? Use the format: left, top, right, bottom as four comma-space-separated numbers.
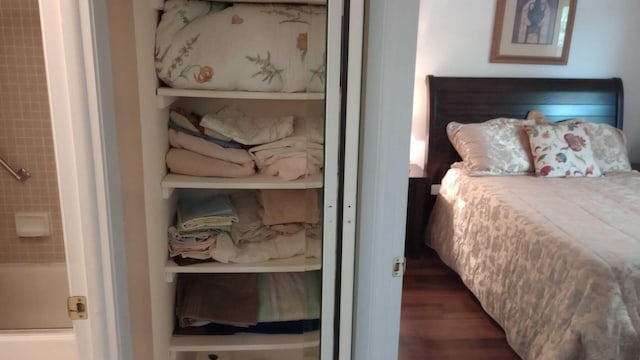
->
0, 263, 78, 360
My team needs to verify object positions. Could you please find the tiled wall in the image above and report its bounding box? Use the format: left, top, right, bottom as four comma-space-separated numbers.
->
0, 0, 65, 263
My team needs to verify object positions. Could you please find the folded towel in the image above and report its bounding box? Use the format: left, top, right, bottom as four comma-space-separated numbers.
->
166, 148, 256, 178
169, 129, 254, 165
176, 273, 259, 327
176, 193, 238, 233
199, 106, 294, 145
257, 271, 321, 323
229, 192, 277, 246
169, 109, 243, 149
258, 189, 320, 226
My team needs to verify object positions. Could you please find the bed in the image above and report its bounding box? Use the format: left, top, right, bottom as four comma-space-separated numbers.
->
155, 0, 326, 92
424, 76, 640, 359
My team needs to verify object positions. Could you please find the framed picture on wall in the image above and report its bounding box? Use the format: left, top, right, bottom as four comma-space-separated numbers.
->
490, 0, 577, 65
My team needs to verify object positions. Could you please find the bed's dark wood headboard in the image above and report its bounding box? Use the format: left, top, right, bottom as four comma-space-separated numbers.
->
425, 75, 624, 183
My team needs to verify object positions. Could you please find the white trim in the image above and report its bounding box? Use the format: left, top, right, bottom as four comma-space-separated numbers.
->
321, 0, 343, 358
354, 0, 421, 359
340, 0, 365, 359
39, 0, 129, 359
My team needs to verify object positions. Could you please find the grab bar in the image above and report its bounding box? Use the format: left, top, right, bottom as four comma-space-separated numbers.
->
0, 155, 30, 182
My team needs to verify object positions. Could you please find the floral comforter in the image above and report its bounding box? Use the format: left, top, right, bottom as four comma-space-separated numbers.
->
427, 168, 640, 359
155, 0, 326, 92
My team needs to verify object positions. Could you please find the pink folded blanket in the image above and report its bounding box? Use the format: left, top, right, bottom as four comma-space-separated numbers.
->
166, 148, 256, 178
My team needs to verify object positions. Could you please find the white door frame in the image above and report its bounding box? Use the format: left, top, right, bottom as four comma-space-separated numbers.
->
354, 0, 420, 359
39, 0, 130, 359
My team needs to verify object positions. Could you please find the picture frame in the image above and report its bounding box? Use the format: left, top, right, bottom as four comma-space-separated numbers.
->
490, 0, 577, 65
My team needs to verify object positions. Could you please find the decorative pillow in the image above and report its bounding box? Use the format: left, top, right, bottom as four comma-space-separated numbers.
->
523, 123, 602, 177
446, 118, 537, 175
523, 111, 631, 173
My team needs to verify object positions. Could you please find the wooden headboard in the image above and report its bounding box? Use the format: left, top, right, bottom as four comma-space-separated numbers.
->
425, 75, 624, 184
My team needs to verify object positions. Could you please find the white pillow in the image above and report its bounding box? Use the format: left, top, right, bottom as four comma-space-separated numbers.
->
446, 118, 538, 175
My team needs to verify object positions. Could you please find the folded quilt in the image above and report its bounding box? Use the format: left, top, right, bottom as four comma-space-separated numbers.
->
176, 273, 259, 327
169, 129, 253, 165
155, 1, 327, 92
200, 107, 294, 146
166, 148, 256, 178
258, 189, 320, 225
210, 229, 308, 264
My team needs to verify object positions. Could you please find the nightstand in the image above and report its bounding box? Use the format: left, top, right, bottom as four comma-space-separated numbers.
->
632, 163, 640, 171
405, 165, 431, 258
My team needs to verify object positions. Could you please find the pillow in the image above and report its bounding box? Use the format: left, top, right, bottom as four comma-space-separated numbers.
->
523, 123, 602, 177
523, 111, 631, 173
446, 118, 537, 175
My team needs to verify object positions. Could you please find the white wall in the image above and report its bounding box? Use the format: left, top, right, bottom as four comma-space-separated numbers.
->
411, 0, 640, 167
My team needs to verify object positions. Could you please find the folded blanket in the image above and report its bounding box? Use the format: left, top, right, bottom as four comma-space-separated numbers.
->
229, 192, 277, 246
258, 189, 320, 225
261, 155, 322, 181
199, 106, 294, 145
211, 229, 307, 264
169, 109, 243, 149
294, 116, 324, 144
249, 137, 324, 180
169, 129, 253, 165
176, 273, 259, 327
166, 148, 256, 178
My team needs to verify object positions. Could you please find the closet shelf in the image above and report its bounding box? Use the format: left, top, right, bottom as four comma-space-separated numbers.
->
165, 256, 322, 282
157, 87, 325, 108
169, 331, 320, 353
161, 173, 323, 198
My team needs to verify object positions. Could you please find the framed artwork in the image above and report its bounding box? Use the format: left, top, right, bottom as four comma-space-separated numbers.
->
490, 0, 577, 65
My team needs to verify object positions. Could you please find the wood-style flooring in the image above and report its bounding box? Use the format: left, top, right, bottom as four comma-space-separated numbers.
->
398, 249, 521, 359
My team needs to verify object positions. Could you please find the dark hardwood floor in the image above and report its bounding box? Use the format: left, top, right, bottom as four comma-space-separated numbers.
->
398, 249, 521, 360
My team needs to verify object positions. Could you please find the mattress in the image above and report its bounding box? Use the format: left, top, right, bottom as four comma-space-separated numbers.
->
426, 168, 640, 359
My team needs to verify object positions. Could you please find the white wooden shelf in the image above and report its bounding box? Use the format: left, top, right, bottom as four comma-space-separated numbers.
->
161, 173, 323, 198
169, 331, 320, 353
157, 87, 325, 108
165, 256, 321, 282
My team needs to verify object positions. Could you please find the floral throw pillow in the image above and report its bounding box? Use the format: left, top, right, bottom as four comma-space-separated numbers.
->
522, 111, 632, 173
523, 123, 603, 177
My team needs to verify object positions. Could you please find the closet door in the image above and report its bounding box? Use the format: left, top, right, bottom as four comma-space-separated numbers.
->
132, 0, 363, 359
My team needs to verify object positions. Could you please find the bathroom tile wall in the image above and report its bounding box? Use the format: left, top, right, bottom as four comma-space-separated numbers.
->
0, 0, 65, 263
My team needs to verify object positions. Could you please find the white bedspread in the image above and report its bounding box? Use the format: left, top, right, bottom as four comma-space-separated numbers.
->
427, 169, 640, 359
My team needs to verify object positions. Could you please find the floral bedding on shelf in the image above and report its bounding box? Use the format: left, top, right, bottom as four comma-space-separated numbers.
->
155, 0, 327, 92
